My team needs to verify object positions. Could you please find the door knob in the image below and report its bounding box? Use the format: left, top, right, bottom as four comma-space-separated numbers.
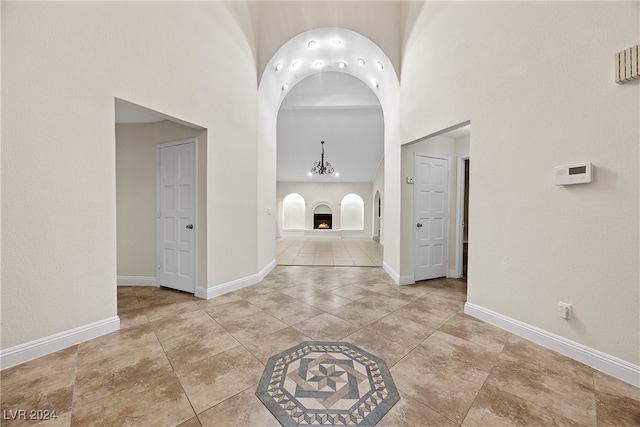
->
186, 224, 194, 229
416, 223, 423, 228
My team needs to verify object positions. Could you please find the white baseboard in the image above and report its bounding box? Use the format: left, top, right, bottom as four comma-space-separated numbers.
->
196, 260, 277, 300
399, 275, 415, 285
259, 259, 278, 280
382, 261, 399, 283
382, 262, 415, 285
117, 276, 157, 286
464, 302, 640, 388
1, 316, 120, 370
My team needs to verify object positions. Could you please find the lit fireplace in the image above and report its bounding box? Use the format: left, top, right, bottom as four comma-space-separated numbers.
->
314, 214, 332, 229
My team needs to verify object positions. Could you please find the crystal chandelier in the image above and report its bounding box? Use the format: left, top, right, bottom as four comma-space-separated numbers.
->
310, 141, 335, 175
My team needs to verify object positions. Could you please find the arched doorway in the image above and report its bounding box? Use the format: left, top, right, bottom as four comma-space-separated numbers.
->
257, 27, 401, 276
373, 190, 382, 242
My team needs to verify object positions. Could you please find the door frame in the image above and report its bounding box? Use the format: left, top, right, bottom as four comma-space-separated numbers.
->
455, 155, 470, 278
373, 190, 381, 241
413, 152, 450, 281
156, 138, 198, 292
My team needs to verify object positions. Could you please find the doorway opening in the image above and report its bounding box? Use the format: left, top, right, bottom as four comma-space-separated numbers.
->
115, 99, 207, 296
261, 27, 399, 272
401, 122, 470, 283
373, 191, 381, 242
456, 157, 470, 278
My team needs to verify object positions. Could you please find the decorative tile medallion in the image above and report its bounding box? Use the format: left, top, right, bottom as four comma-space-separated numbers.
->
256, 342, 400, 426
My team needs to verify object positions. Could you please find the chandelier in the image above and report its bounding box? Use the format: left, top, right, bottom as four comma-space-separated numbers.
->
310, 140, 335, 175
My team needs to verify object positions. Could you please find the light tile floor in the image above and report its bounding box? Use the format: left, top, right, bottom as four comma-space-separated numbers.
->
276, 239, 383, 266
2, 266, 639, 426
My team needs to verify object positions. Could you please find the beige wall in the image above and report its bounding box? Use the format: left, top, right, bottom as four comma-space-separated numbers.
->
401, 1, 639, 365
116, 124, 156, 277
115, 121, 207, 287
2, 0, 638, 382
1, 1, 259, 350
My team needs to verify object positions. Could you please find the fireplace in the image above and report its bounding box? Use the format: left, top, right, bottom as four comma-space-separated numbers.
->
314, 214, 332, 230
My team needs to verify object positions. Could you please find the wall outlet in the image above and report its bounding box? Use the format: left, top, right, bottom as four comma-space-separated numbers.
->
558, 302, 572, 319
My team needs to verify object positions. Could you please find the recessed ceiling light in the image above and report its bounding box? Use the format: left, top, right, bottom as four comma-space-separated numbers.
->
332, 39, 342, 47
357, 58, 366, 66
282, 83, 289, 91
308, 172, 313, 176
338, 61, 347, 68
308, 40, 317, 49
314, 60, 324, 69
292, 60, 300, 69
376, 61, 384, 70
334, 172, 340, 177
371, 79, 379, 88
275, 62, 282, 71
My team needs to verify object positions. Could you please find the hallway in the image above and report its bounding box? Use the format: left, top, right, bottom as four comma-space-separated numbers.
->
1, 267, 637, 426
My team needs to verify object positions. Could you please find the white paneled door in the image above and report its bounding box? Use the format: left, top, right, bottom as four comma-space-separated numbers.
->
158, 140, 196, 293
414, 154, 449, 281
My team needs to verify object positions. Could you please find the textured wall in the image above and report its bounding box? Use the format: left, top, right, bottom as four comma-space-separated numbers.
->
1, 1, 259, 349
401, 1, 640, 364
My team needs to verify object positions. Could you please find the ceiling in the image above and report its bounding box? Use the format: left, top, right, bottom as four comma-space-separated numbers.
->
114, 25, 469, 185
115, 78, 468, 185
115, 99, 165, 123
277, 72, 384, 182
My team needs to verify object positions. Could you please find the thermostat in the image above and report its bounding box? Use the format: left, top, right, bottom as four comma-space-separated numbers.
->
554, 162, 592, 185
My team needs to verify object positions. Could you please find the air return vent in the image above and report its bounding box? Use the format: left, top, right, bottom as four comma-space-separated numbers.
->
615, 45, 639, 84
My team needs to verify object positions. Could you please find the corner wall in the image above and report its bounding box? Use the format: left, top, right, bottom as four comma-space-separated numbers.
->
401, 1, 639, 370
1, 1, 259, 356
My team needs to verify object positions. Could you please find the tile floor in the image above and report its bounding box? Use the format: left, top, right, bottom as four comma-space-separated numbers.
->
2, 266, 639, 426
276, 239, 383, 267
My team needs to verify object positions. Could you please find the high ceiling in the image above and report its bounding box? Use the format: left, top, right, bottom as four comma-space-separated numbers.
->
114, 72, 387, 184
276, 72, 384, 182
115, 99, 165, 124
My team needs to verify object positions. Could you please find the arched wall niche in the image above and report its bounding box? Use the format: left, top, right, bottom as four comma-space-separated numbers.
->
340, 193, 365, 231
282, 193, 306, 230
313, 203, 332, 214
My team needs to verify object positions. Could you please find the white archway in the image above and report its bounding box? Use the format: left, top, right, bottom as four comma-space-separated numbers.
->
260, 27, 399, 113
257, 27, 402, 281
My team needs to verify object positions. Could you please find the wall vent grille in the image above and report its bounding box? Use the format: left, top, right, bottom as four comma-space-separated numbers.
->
616, 45, 640, 84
